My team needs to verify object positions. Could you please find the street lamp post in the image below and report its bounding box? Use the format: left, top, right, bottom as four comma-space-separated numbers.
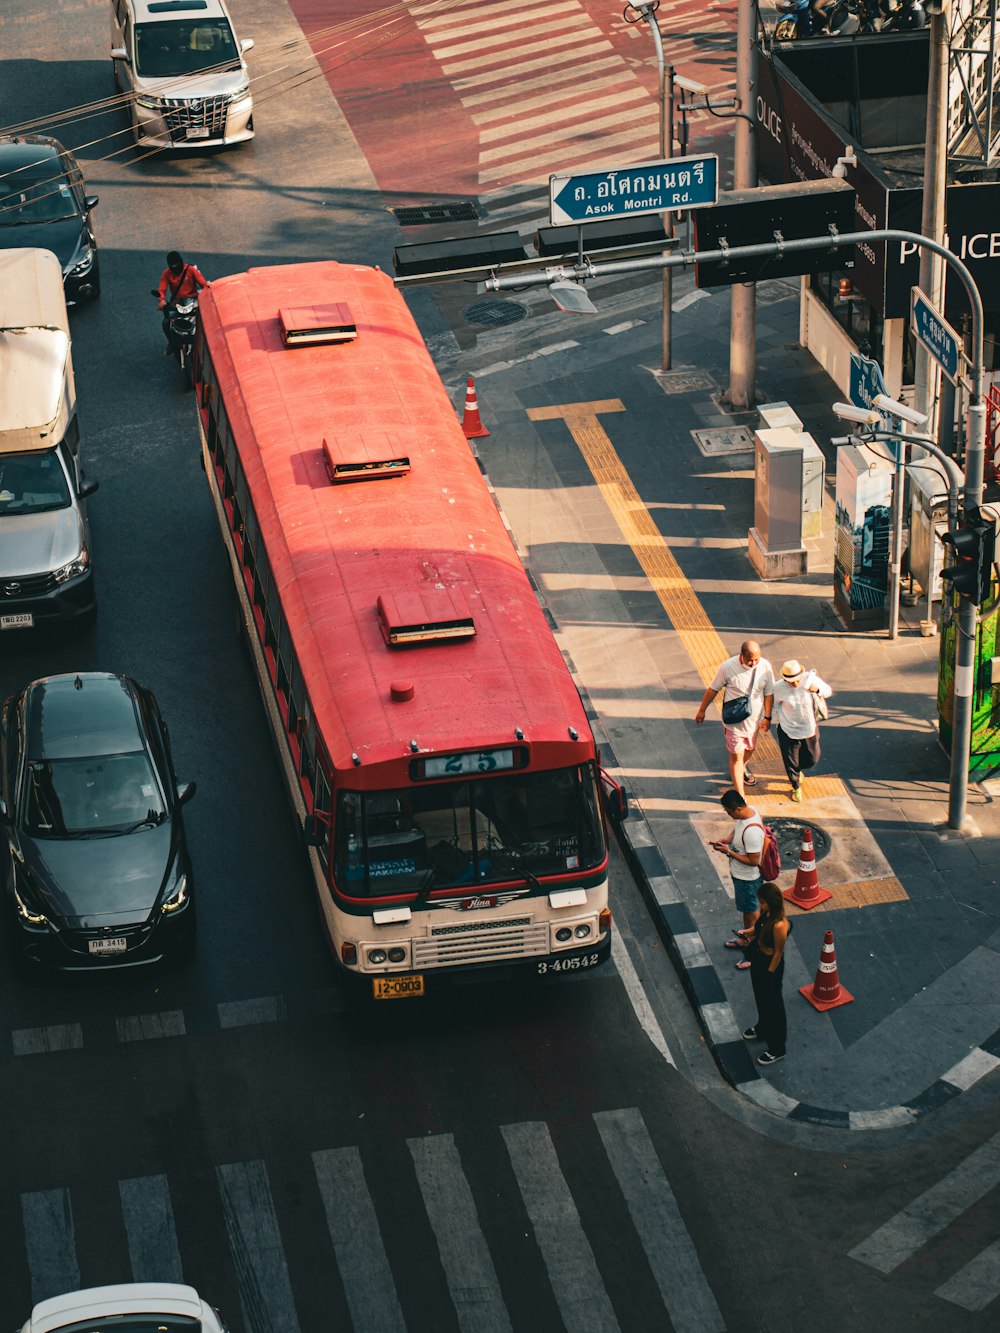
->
629, 2, 674, 371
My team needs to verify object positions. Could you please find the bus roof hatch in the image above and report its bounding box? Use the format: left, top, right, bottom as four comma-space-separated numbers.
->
377, 589, 476, 647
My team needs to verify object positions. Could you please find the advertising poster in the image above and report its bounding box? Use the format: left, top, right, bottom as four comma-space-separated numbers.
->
834, 445, 893, 628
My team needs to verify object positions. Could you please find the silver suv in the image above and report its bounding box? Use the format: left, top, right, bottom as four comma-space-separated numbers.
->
111, 0, 254, 150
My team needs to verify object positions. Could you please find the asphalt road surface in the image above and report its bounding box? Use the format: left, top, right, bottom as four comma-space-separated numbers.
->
0, 3, 997, 1331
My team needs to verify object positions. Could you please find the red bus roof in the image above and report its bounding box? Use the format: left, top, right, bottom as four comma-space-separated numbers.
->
198, 262, 593, 777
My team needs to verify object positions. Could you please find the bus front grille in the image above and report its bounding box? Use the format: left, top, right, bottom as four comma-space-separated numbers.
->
413, 918, 548, 968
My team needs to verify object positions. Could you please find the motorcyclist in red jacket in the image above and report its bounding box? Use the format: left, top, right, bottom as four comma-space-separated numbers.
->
157, 251, 207, 354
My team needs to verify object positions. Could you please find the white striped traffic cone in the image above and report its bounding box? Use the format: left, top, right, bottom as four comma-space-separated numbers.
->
800, 929, 854, 1011
460, 374, 489, 439
782, 827, 832, 909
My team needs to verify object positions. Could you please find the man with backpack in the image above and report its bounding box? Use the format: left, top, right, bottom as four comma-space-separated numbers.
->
710, 788, 779, 969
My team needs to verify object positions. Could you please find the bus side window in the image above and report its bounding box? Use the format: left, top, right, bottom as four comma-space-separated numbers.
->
299, 696, 315, 786
254, 546, 270, 620
243, 497, 258, 589
314, 763, 332, 871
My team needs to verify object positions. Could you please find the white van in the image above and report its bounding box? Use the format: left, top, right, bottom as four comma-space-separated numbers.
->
0, 248, 98, 631
111, 0, 254, 150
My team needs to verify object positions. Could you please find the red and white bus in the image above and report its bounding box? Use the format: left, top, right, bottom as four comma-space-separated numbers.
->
193, 261, 621, 999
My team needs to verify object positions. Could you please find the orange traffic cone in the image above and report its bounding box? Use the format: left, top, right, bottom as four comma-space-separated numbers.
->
460, 374, 490, 439
782, 828, 832, 909
800, 929, 854, 1011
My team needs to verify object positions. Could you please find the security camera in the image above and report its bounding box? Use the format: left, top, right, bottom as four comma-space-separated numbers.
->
832, 148, 858, 180
832, 402, 881, 426
673, 74, 709, 97
873, 393, 928, 427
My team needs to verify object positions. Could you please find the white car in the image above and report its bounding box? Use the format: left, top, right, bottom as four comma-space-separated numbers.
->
111, 0, 254, 150
19, 1282, 228, 1332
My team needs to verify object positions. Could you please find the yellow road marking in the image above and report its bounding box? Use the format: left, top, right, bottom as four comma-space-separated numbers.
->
527, 400, 906, 904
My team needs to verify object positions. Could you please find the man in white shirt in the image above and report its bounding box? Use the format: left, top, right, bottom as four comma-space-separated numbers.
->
695, 640, 775, 800
711, 788, 764, 950
772, 658, 833, 801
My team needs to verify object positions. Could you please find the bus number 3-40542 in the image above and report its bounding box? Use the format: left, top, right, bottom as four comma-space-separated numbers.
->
536, 954, 601, 975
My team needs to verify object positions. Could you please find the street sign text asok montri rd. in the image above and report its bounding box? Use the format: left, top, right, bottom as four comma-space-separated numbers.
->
549, 155, 719, 227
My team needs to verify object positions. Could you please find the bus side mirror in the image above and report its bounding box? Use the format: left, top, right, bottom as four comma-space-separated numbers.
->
600, 771, 628, 825
303, 813, 327, 847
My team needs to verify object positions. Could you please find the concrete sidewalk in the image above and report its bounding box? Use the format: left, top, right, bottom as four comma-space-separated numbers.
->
454, 273, 1000, 1130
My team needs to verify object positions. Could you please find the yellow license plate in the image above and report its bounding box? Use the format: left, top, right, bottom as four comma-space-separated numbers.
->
372, 974, 425, 1000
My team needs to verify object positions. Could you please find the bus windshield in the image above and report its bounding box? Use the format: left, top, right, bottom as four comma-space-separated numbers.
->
334, 763, 605, 898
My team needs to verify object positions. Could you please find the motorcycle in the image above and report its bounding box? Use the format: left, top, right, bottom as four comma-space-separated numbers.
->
773, 0, 883, 39
882, 0, 926, 30
152, 287, 198, 388
774, 0, 825, 40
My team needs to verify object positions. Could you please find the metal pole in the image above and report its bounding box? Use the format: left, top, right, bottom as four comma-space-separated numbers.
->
888, 435, 908, 640
914, 12, 950, 429
726, 0, 757, 408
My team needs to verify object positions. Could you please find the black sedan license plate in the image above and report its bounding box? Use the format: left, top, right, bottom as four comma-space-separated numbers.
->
372, 974, 424, 1000
89, 937, 127, 955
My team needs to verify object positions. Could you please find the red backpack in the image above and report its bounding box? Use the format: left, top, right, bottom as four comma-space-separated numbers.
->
747, 820, 782, 881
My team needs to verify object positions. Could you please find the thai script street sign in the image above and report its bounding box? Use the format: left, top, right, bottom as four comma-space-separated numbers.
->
549, 155, 719, 226
850, 352, 896, 441
911, 286, 966, 385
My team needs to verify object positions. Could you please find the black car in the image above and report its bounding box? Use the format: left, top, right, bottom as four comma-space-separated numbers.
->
0, 672, 196, 970
0, 134, 100, 304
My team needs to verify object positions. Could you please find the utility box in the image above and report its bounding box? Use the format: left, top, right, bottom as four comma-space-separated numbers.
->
754, 426, 825, 539
757, 401, 803, 432
908, 461, 949, 603
748, 430, 808, 580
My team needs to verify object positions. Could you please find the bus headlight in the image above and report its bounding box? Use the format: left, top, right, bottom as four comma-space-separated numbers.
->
555, 927, 573, 943
574, 923, 591, 939
388, 947, 407, 963
368, 948, 387, 965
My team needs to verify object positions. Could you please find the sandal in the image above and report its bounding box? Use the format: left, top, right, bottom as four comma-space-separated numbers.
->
736, 958, 752, 971
724, 937, 750, 950
743, 773, 758, 787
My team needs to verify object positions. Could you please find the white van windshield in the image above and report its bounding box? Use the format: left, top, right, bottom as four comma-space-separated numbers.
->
0, 451, 70, 515
135, 18, 239, 78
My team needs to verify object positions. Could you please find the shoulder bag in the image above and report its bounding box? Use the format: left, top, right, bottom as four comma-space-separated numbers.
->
721, 665, 757, 727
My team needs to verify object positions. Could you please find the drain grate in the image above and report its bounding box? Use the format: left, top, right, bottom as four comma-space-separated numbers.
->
769, 819, 831, 865
462, 300, 529, 328
691, 425, 755, 457
653, 369, 716, 395
392, 201, 479, 226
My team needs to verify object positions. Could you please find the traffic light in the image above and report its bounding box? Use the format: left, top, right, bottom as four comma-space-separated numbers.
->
940, 513, 996, 604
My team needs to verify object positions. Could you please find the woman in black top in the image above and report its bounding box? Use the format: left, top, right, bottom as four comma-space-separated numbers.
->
733, 881, 790, 1066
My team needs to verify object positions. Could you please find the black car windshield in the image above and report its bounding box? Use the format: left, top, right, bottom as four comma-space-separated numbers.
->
0, 451, 71, 515
0, 163, 78, 224
135, 18, 239, 77
24, 751, 166, 837
333, 763, 605, 897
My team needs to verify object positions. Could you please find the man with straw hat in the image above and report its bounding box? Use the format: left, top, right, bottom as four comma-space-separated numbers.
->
772, 659, 833, 802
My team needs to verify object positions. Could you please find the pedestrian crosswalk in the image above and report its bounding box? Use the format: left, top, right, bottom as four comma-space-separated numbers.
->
14, 1107, 725, 1333
407, 0, 736, 237
849, 1127, 1000, 1314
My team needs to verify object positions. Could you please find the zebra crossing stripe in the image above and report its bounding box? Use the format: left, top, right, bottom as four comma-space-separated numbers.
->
408, 1133, 512, 1333
465, 58, 623, 114
312, 1146, 406, 1333
120, 1174, 184, 1285
849, 1128, 1000, 1272
501, 1121, 619, 1332
452, 41, 614, 91
21, 1187, 80, 1305
479, 86, 648, 145
594, 1110, 725, 1333
216, 1160, 300, 1333
935, 1237, 1000, 1312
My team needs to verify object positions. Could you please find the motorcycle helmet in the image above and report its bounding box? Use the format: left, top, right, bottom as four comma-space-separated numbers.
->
167, 251, 184, 274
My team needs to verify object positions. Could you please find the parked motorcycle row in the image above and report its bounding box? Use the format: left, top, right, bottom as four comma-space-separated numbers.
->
774, 0, 926, 40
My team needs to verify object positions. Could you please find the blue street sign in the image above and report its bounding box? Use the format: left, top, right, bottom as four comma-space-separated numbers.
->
549, 155, 718, 226
850, 352, 896, 439
911, 286, 964, 385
